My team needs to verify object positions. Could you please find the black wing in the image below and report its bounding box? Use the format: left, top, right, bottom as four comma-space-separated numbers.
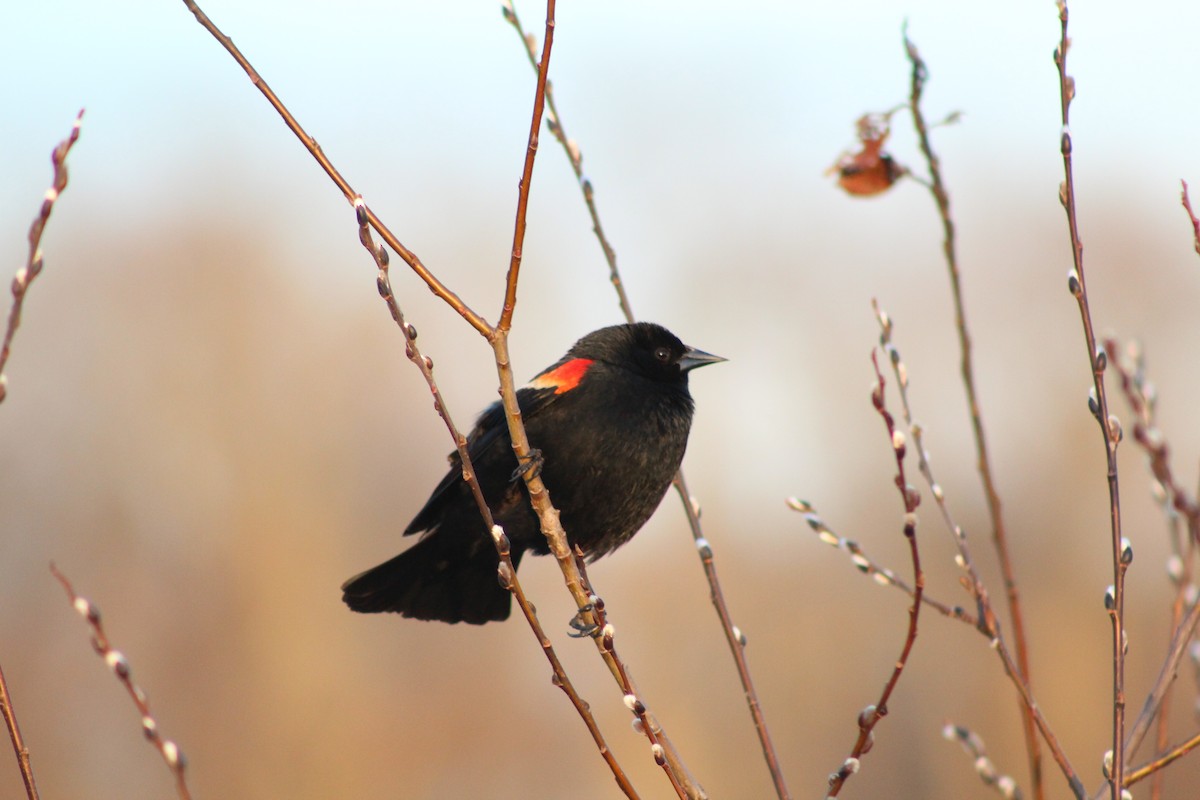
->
402, 381, 565, 536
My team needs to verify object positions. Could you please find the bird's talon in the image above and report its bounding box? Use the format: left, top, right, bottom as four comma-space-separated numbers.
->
567, 603, 600, 637
511, 448, 544, 482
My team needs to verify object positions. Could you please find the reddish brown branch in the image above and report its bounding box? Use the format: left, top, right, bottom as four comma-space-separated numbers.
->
50, 565, 192, 800
0, 110, 84, 404
1104, 339, 1200, 787
902, 31, 1042, 799
488, 4, 699, 794
873, 302, 1084, 798
0, 663, 38, 800
496, 0, 555, 333
1053, 5, 1128, 797
1181, 180, 1200, 257
825, 353, 924, 797
503, 6, 778, 795
179, 0, 490, 337
501, 1, 635, 322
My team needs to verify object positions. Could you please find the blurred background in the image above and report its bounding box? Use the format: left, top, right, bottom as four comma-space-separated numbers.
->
3, 0, 1200, 797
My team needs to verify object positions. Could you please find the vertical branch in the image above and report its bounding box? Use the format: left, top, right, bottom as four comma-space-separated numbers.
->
0, 110, 84, 403
503, 5, 786, 795
490, 4, 695, 795
500, 1, 635, 322
902, 31, 1043, 799
0, 665, 38, 800
825, 352, 924, 797
1104, 339, 1200, 774
496, 0, 555, 333
1181, 180, 1200, 258
1053, 4, 1128, 797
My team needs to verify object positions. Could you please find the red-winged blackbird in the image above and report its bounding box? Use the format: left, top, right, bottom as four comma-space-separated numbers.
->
341, 322, 724, 624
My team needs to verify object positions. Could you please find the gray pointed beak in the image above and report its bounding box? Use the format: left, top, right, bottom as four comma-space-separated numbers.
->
679, 346, 726, 372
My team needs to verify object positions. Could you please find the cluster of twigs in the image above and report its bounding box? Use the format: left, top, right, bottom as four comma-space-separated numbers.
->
806, 2, 1200, 799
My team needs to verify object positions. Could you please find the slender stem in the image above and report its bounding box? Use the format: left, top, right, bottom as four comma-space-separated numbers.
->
825, 354, 924, 797
873, 303, 1085, 798
179, 0, 491, 337
1120, 583, 1200, 768
790, 499, 980, 625
0, 664, 38, 800
674, 472, 791, 799
501, 2, 635, 322
1, 110, 84, 403
1180, 180, 1200, 257
504, 5, 781, 794
902, 32, 1042, 800
1053, 5, 1127, 797
497, 0, 554, 333
489, 6, 695, 793
51, 565, 192, 800
1124, 730, 1200, 788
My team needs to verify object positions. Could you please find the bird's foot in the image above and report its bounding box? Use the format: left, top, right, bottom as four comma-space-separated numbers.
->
567, 603, 602, 638
511, 448, 544, 482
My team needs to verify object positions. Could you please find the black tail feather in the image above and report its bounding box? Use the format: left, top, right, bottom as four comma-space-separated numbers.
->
342, 534, 519, 625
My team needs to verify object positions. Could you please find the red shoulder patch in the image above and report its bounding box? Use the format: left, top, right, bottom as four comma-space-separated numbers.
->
529, 358, 594, 394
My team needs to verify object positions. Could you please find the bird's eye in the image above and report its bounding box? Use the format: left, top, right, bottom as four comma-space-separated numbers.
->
654, 346, 672, 363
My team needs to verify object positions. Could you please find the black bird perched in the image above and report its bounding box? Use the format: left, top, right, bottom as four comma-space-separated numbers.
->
342, 322, 724, 624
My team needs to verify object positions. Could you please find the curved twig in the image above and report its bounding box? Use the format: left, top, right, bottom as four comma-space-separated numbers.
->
825, 353, 924, 797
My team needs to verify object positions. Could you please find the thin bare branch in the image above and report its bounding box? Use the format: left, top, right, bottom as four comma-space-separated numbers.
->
873, 302, 1084, 799
902, 30, 1042, 799
179, 0, 491, 336
0, 663, 38, 800
1181, 180, 1200, 258
1053, 5, 1129, 796
489, 4, 699, 794
497, 0, 553, 333
1125, 730, 1200, 788
50, 565, 192, 800
502, 6, 778, 795
1104, 337, 1200, 792
825, 352, 924, 797
1, 110, 84, 404
943, 722, 1025, 799
788, 498, 978, 627
672, 472, 791, 799
500, 1, 635, 322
